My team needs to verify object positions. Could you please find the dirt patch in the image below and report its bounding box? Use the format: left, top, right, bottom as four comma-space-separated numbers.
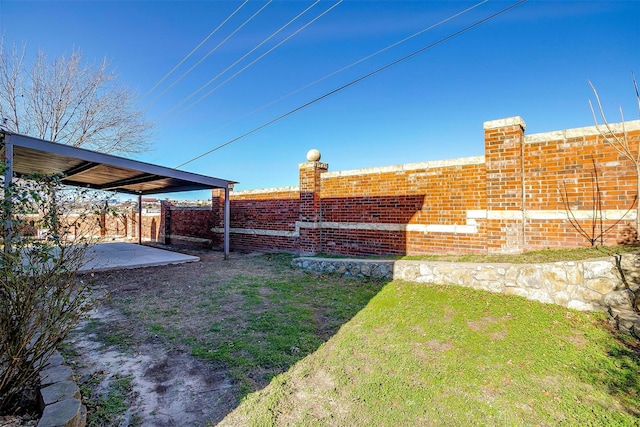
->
424, 339, 455, 352
467, 314, 512, 333
565, 331, 588, 349
466, 316, 500, 332
67, 305, 236, 426
490, 329, 508, 340
62, 247, 385, 426
442, 306, 455, 322
66, 249, 294, 426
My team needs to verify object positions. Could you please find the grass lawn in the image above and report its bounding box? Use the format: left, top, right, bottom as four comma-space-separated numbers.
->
183, 260, 385, 397
79, 250, 640, 425
316, 244, 639, 263
219, 279, 640, 426
401, 244, 639, 264
98, 252, 387, 406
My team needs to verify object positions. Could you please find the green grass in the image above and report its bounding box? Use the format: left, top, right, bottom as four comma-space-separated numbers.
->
219, 281, 640, 426
314, 244, 639, 264
189, 271, 384, 396
102, 251, 640, 425
402, 245, 639, 264
110, 253, 386, 399
80, 372, 136, 427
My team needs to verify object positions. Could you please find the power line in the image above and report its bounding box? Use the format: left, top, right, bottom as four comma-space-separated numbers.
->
159, 0, 343, 127
156, 0, 322, 123
199, 0, 488, 138
138, 0, 249, 104
146, 0, 272, 108
175, 0, 527, 169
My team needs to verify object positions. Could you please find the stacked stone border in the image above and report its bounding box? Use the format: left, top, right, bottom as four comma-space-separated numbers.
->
292, 257, 395, 280
37, 351, 86, 427
293, 253, 640, 336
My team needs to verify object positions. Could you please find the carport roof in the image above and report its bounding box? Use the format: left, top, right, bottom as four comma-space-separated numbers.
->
1, 131, 236, 195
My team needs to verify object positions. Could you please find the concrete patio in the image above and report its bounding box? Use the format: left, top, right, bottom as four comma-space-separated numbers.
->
79, 242, 199, 272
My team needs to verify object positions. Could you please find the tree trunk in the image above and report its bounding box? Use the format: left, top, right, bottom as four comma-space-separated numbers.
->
636, 165, 640, 240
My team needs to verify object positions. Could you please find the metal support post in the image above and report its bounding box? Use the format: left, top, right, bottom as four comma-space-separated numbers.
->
3, 135, 13, 251
224, 185, 230, 259
138, 193, 142, 245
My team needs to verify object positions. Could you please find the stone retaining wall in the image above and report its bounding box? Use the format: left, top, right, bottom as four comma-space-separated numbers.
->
37, 352, 86, 427
292, 257, 394, 280
293, 253, 640, 314
393, 258, 625, 312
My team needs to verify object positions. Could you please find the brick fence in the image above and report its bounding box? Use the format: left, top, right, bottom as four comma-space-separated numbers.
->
162, 116, 640, 256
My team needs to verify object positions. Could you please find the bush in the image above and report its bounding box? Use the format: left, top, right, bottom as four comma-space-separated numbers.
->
0, 171, 95, 414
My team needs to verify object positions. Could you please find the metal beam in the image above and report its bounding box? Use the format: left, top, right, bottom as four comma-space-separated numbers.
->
58, 178, 141, 195
99, 173, 160, 191
137, 183, 216, 195
3, 136, 13, 187
62, 161, 101, 178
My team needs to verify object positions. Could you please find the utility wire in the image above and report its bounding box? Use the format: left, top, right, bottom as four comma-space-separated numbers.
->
139, 0, 248, 104
159, 0, 343, 127
200, 0, 488, 138
156, 0, 321, 123
175, 0, 527, 169
146, 0, 272, 107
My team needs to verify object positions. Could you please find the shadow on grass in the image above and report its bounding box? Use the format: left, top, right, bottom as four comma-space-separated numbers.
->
99, 252, 388, 424
215, 280, 640, 426
92, 250, 640, 425
187, 253, 389, 398
599, 325, 640, 417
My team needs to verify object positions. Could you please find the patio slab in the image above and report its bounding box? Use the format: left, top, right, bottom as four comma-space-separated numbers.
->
79, 242, 199, 272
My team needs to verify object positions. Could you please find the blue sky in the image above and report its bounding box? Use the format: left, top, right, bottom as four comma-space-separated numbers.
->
1, 0, 639, 198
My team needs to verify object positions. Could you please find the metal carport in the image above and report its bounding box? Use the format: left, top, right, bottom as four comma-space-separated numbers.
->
0, 131, 235, 259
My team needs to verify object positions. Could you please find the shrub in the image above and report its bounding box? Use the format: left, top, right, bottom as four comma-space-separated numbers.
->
0, 170, 95, 414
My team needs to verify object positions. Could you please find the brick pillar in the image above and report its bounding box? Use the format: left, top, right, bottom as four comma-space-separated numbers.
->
128, 209, 135, 240
484, 116, 526, 254
211, 188, 226, 249
299, 156, 328, 255
99, 211, 106, 237
160, 200, 172, 244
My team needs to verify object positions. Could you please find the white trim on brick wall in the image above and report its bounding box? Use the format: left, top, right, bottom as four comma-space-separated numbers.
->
212, 208, 636, 238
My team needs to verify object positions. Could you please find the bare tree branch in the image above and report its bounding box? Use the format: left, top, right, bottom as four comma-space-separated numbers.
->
634, 71, 640, 120
588, 75, 640, 236
0, 42, 152, 155
561, 158, 637, 246
0, 40, 27, 133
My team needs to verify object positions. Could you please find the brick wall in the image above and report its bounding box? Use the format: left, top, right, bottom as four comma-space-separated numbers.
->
319, 158, 487, 255
211, 187, 301, 252
165, 116, 640, 256
20, 208, 165, 243
165, 206, 216, 247
522, 121, 639, 249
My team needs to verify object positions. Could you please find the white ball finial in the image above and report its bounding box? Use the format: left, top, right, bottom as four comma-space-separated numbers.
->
306, 148, 321, 162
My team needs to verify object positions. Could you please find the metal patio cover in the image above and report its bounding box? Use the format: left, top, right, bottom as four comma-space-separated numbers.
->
0, 131, 235, 194
0, 131, 234, 257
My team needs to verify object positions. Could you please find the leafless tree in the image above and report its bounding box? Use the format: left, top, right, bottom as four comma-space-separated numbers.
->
561, 157, 636, 246
0, 40, 152, 155
589, 73, 640, 239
